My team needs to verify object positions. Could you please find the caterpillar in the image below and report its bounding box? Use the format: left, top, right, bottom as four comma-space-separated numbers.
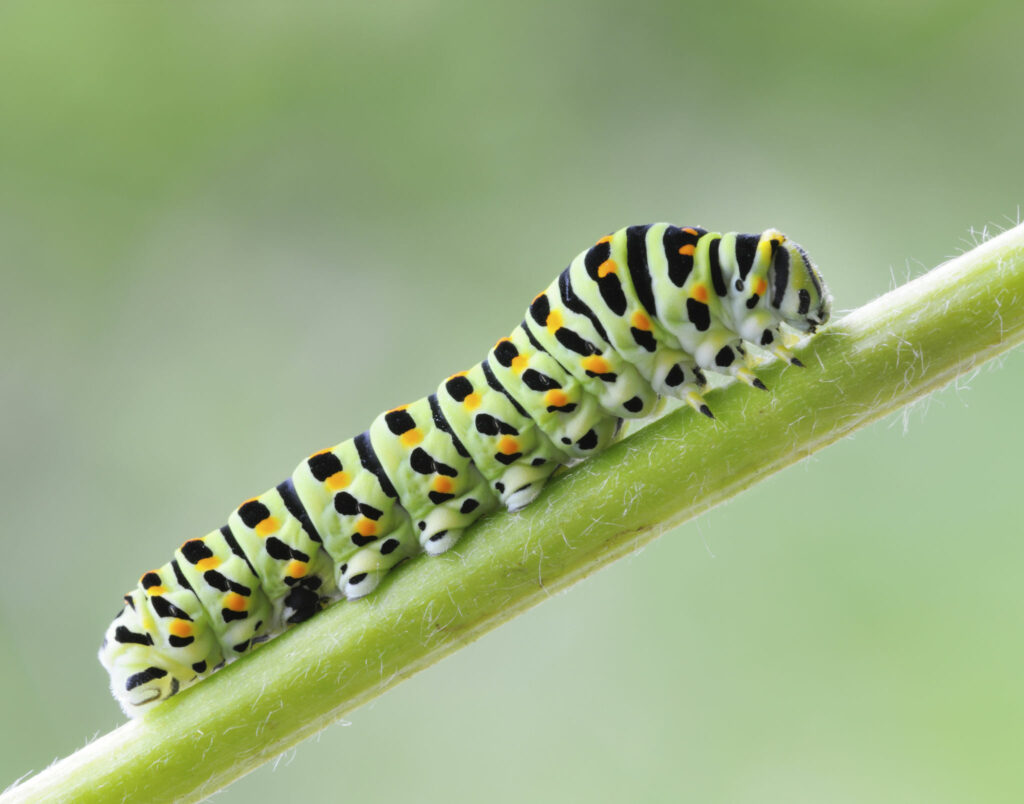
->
99, 223, 831, 716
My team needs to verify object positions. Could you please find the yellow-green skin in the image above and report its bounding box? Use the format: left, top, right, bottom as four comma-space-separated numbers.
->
99, 223, 831, 716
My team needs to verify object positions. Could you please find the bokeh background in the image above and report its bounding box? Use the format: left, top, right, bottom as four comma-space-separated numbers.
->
3, 1, 1024, 801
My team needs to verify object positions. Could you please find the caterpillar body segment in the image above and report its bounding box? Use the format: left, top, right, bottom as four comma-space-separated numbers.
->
367, 399, 499, 556
226, 485, 336, 629
488, 325, 621, 459
99, 223, 832, 716
291, 439, 420, 600
436, 363, 567, 512
175, 528, 277, 656
525, 270, 661, 420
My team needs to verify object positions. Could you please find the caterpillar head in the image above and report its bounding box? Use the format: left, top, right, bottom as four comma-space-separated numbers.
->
770, 239, 831, 333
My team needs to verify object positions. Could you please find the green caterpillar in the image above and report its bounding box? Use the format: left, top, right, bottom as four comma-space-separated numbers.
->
99, 223, 831, 716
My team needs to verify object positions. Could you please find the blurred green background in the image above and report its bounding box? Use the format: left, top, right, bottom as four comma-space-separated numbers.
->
2, 1, 1024, 801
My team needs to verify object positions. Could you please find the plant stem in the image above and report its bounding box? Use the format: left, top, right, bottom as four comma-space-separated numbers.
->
6, 224, 1024, 804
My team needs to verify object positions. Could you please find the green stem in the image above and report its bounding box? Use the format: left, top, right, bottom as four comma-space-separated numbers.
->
6, 224, 1024, 804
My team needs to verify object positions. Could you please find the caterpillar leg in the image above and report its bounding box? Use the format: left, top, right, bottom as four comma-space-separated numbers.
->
769, 343, 804, 367
417, 489, 500, 555
648, 350, 715, 419
614, 396, 673, 439
689, 330, 770, 392
762, 328, 807, 367
339, 522, 421, 599
493, 460, 560, 511
683, 390, 714, 419
404, 448, 499, 555
733, 366, 768, 391
748, 320, 806, 368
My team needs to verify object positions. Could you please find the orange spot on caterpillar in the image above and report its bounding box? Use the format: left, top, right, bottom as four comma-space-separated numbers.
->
326, 470, 350, 490
400, 428, 423, 447
464, 392, 482, 410
145, 585, 167, 596
678, 244, 695, 257
169, 620, 192, 638
754, 277, 768, 296
433, 476, 453, 494
255, 516, 280, 537
196, 556, 221, 571
546, 308, 563, 333
597, 235, 613, 244
597, 259, 617, 278
511, 354, 529, 373
355, 518, 377, 537
497, 436, 519, 455
544, 389, 569, 408
387, 404, 408, 413
692, 284, 708, 303
286, 560, 308, 579
631, 311, 652, 330
581, 355, 611, 374
682, 228, 699, 236
224, 593, 247, 612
